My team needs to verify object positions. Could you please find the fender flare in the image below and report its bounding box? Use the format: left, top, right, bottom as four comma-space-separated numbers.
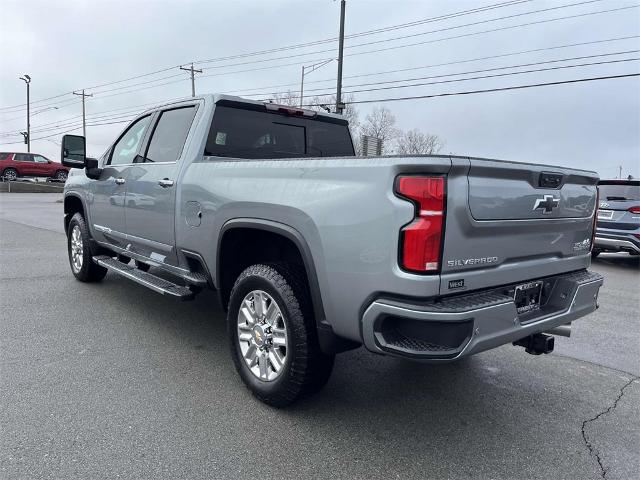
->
217, 218, 359, 355
217, 218, 326, 323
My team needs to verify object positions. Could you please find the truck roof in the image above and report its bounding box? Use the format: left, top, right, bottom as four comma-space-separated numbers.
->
143, 94, 347, 123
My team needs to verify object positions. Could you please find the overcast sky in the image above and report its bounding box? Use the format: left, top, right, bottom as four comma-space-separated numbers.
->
1, 0, 638, 178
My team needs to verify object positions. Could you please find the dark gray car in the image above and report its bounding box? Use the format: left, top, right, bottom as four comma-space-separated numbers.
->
594, 180, 640, 256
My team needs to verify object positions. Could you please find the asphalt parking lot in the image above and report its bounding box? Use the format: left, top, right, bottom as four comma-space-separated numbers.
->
1, 193, 638, 480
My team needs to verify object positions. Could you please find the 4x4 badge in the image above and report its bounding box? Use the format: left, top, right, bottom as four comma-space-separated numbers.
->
533, 194, 559, 214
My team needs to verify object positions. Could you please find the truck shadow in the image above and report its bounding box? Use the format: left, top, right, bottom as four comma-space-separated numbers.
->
89, 273, 626, 477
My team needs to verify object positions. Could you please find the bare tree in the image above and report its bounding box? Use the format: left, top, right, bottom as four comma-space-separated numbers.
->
395, 129, 444, 155
270, 90, 298, 106
360, 107, 400, 153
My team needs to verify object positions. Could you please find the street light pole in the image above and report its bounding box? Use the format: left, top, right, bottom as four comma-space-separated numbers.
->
299, 59, 335, 107
19, 75, 31, 152
335, 0, 346, 114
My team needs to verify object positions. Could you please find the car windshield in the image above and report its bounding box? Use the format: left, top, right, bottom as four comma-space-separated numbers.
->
598, 183, 640, 201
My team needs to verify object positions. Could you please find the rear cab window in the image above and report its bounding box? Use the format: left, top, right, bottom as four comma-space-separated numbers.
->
205, 101, 354, 159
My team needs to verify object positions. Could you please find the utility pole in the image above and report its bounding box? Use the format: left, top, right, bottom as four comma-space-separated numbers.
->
619, 165, 623, 179
19, 75, 31, 152
73, 89, 93, 138
180, 63, 202, 97
335, 0, 346, 114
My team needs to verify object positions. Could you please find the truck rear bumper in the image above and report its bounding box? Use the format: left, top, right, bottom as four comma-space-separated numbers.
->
361, 269, 603, 361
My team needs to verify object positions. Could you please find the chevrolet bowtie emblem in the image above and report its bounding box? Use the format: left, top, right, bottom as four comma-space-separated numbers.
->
533, 194, 560, 214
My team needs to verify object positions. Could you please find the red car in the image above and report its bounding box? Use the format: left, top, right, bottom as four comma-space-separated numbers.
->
0, 152, 69, 182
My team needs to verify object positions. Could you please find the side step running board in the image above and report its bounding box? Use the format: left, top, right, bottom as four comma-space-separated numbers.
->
93, 255, 194, 300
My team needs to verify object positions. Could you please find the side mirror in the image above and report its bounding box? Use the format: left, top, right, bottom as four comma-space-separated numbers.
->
61, 134, 86, 168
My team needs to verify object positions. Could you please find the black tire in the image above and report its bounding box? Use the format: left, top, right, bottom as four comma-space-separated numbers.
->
135, 260, 151, 272
3, 168, 18, 181
227, 263, 334, 407
54, 170, 68, 181
67, 213, 108, 282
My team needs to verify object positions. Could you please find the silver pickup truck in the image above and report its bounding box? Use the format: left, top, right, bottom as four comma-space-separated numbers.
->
61, 94, 603, 406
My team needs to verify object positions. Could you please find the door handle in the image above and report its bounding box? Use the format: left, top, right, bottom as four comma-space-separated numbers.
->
115, 177, 126, 185
158, 178, 175, 188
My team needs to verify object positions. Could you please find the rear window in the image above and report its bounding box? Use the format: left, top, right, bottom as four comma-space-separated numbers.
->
0, 153, 11, 160
598, 182, 640, 201
205, 104, 354, 159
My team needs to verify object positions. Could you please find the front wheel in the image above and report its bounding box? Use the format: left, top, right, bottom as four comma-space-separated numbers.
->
67, 213, 108, 282
3, 168, 17, 181
227, 263, 334, 407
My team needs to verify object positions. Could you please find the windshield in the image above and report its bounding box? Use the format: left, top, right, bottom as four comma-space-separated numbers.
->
598, 182, 640, 201
205, 104, 354, 159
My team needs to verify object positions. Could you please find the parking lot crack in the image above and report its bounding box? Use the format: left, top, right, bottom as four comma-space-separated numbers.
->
581, 377, 638, 479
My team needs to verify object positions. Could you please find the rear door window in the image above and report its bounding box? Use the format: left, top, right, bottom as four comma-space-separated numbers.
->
14, 154, 33, 162
143, 106, 197, 163
205, 105, 353, 159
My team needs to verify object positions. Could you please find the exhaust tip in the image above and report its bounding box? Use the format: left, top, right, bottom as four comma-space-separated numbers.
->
545, 323, 571, 338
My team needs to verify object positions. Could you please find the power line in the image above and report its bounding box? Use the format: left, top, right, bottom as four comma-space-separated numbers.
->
219, 35, 640, 95
308, 73, 640, 106
2, 48, 636, 139
195, 0, 619, 71
0, 0, 531, 112
251, 57, 639, 102
287, 50, 640, 97
192, 0, 533, 65
2, 73, 638, 147
1, 1, 631, 116
9, 56, 637, 139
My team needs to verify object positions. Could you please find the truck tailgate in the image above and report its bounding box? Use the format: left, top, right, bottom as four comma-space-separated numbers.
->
439, 157, 598, 294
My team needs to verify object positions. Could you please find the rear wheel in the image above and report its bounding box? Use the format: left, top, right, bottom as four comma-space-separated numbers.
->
3, 168, 17, 181
67, 213, 107, 282
227, 263, 334, 407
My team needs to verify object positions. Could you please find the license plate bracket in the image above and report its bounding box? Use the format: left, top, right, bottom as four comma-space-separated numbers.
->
514, 280, 543, 315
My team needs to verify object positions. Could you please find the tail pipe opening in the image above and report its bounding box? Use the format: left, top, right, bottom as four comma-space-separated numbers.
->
545, 323, 571, 338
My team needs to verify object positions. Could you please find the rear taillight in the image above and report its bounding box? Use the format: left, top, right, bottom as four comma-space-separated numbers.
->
628, 206, 640, 214
591, 187, 599, 252
396, 176, 445, 273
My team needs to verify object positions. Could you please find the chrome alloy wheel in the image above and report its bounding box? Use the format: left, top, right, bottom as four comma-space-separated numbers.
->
70, 225, 84, 272
237, 290, 288, 381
